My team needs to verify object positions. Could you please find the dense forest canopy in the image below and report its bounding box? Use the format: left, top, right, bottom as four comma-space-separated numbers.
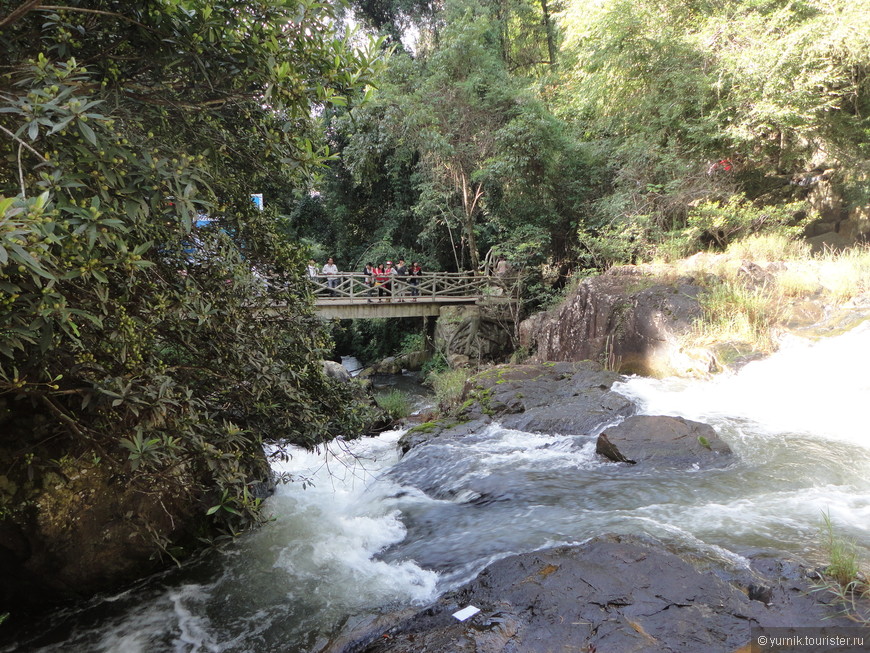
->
291, 0, 868, 278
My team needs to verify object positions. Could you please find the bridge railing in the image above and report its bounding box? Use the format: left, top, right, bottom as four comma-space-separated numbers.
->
303, 271, 517, 301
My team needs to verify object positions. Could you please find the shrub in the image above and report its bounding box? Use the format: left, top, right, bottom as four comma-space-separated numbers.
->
693, 280, 785, 352
421, 351, 449, 377
683, 195, 808, 251
375, 390, 412, 421
428, 368, 468, 413
811, 512, 870, 625
400, 333, 426, 354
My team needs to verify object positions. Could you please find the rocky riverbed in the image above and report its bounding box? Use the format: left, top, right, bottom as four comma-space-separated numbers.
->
344, 534, 853, 653
327, 359, 866, 653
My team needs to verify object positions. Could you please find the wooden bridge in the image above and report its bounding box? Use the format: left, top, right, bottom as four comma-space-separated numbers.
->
307, 272, 517, 318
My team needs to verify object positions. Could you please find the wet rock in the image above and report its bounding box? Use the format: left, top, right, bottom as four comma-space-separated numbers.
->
397, 361, 636, 454
398, 417, 490, 455
340, 535, 856, 653
398, 350, 430, 371
374, 357, 403, 375
466, 361, 635, 434
596, 415, 732, 468
748, 583, 774, 604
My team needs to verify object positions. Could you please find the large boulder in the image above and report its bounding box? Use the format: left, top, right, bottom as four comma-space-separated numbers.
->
519, 267, 714, 378
322, 359, 352, 382
596, 415, 732, 468
341, 534, 855, 653
397, 361, 635, 454
475, 361, 634, 435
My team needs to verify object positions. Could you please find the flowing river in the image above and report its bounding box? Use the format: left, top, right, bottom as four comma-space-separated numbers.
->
4, 324, 870, 652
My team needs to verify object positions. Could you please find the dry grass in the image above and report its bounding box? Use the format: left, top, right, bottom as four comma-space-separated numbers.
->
724, 233, 812, 262
657, 234, 870, 355
814, 246, 870, 301
691, 281, 785, 353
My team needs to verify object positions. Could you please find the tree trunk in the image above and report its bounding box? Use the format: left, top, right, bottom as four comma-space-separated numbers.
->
457, 169, 482, 271
541, 0, 557, 69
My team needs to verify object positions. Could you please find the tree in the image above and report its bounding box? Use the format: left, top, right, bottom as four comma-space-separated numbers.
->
0, 0, 384, 606
558, 0, 870, 249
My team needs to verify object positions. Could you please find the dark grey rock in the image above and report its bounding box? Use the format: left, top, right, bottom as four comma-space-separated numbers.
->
596, 415, 732, 468
519, 268, 706, 377
338, 535, 857, 653
466, 361, 635, 435
397, 361, 636, 455
398, 417, 491, 455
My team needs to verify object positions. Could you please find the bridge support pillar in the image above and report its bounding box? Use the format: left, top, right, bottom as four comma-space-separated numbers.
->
423, 315, 437, 353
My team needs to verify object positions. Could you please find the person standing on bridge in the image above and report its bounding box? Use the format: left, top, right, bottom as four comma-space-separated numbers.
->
307, 259, 319, 279
409, 261, 422, 300
322, 257, 339, 296
373, 263, 389, 301
362, 262, 375, 301
394, 259, 407, 302
382, 261, 395, 301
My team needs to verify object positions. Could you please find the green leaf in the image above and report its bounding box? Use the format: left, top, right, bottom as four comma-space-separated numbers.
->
78, 120, 97, 146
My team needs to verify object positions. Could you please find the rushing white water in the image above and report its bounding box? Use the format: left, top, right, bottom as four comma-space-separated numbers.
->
5, 322, 870, 652
617, 321, 870, 448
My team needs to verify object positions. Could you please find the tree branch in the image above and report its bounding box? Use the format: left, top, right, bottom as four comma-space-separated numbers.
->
0, 0, 42, 29
0, 123, 47, 161
39, 5, 153, 32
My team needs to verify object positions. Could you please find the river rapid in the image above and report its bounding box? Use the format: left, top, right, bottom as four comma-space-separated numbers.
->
4, 324, 870, 652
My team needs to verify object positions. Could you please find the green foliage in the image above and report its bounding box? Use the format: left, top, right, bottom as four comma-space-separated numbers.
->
421, 351, 449, 377
327, 0, 588, 273
375, 389, 412, 420
811, 511, 870, 625
561, 0, 870, 254
399, 332, 425, 354
683, 195, 808, 250
335, 317, 414, 362
821, 511, 863, 588
427, 367, 468, 413
0, 1, 384, 536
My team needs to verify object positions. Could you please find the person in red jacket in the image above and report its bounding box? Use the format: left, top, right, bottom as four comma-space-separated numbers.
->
374, 263, 390, 301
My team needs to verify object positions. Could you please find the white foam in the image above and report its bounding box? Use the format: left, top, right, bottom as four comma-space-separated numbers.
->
261, 431, 439, 608
449, 424, 600, 471
615, 321, 870, 448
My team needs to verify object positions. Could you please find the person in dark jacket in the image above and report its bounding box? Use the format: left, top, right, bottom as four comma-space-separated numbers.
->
409, 261, 422, 300
362, 262, 375, 301
394, 258, 408, 301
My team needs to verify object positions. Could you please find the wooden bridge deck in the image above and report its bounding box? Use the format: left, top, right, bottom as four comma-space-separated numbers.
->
308, 272, 517, 319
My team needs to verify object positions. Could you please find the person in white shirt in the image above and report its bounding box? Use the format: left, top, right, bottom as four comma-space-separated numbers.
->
322, 257, 339, 296
307, 259, 319, 278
